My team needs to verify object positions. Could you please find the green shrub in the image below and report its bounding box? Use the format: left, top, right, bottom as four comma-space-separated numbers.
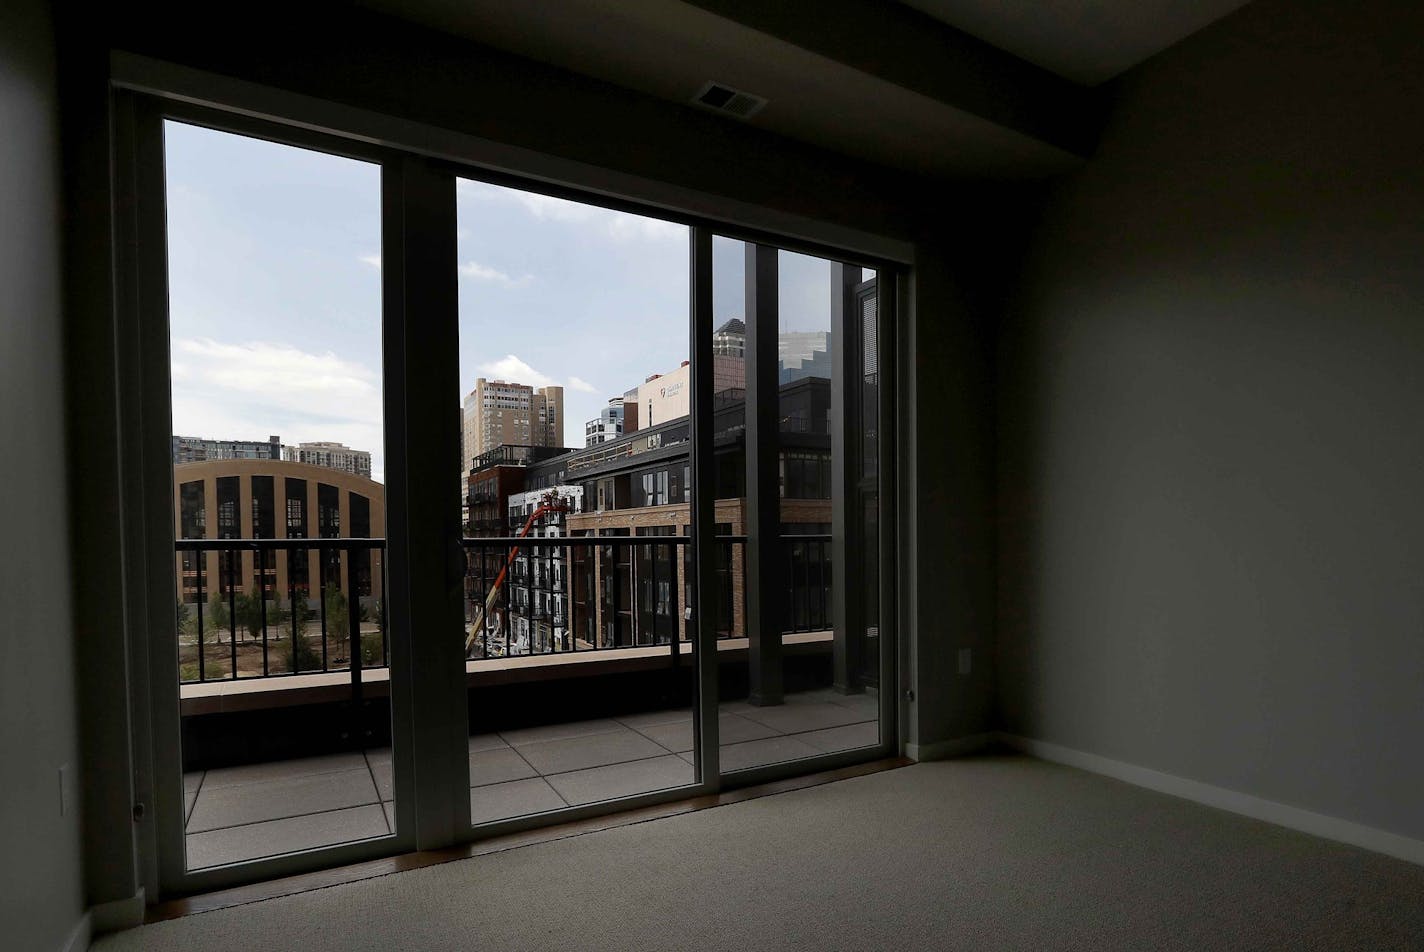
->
291, 629, 322, 672
360, 629, 385, 666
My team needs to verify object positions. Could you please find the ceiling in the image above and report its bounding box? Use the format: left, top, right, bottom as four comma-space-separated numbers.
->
355, 0, 1252, 178
901, 0, 1251, 85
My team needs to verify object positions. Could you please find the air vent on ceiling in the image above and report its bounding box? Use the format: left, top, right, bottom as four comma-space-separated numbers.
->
692, 81, 768, 120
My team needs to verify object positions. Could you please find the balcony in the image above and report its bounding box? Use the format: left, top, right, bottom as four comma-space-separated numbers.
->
180, 688, 878, 867
174, 534, 876, 870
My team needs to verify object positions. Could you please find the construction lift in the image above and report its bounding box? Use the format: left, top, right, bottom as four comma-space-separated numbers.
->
464, 490, 572, 658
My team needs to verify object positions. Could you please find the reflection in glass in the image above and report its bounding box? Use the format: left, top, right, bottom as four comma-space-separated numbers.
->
712, 239, 884, 774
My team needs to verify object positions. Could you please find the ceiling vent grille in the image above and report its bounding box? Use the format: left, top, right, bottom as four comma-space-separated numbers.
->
692, 81, 768, 120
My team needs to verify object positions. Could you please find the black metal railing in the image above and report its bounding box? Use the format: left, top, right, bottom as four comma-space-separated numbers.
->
714, 534, 831, 635
782, 534, 832, 633
462, 533, 832, 661
463, 536, 692, 660
175, 532, 832, 681
175, 538, 387, 685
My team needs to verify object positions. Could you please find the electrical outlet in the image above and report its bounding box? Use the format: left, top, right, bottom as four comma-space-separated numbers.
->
957, 648, 972, 675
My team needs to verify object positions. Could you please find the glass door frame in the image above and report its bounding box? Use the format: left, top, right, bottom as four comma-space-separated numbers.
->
118, 94, 440, 897
119, 86, 903, 898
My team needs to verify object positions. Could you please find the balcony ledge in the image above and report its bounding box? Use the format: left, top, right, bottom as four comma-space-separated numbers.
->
179, 630, 833, 716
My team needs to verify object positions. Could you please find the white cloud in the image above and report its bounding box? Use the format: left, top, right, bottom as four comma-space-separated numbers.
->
458, 260, 533, 288
175, 339, 378, 400
476, 354, 559, 389
474, 355, 599, 397
170, 338, 386, 481
605, 213, 686, 243
359, 253, 381, 270
458, 179, 686, 244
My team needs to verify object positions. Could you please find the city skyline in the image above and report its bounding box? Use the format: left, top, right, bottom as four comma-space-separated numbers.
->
164, 120, 852, 485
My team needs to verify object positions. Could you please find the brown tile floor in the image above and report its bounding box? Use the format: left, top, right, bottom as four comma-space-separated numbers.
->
184, 688, 880, 869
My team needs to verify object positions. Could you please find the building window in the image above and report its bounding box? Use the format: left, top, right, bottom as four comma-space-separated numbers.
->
178, 480, 205, 602
350, 493, 372, 597
780, 450, 831, 499
286, 477, 308, 596
251, 475, 276, 595
216, 476, 239, 594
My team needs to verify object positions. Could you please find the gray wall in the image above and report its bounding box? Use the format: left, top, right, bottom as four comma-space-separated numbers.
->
998, 0, 1424, 840
0, 0, 87, 948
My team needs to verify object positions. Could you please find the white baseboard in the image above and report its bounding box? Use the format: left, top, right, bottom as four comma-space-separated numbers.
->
906, 733, 992, 762
997, 733, 1424, 868
90, 888, 145, 935
61, 913, 91, 952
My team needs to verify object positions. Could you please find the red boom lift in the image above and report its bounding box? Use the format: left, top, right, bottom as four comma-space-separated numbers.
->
464, 490, 572, 656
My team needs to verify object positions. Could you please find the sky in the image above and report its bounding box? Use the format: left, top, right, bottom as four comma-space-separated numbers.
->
165, 120, 848, 484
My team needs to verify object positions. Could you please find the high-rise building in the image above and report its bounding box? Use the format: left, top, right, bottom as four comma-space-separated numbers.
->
282, 441, 372, 478
503, 485, 584, 655
462, 379, 564, 463
584, 397, 625, 446
786, 328, 831, 369
636, 356, 745, 431
713, 317, 746, 357
171, 434, 281, 465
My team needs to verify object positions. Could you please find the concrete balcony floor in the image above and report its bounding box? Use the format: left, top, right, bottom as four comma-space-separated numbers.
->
183, 687, 880, 870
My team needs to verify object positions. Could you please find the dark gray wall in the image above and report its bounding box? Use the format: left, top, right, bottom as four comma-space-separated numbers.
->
999, 0, 1424, 840
905, 216, 1035, 749
0, 0, 87, 947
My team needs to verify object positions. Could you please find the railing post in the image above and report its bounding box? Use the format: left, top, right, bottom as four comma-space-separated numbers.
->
195, 547, 205, 682
666, 542, 678, 663
227, 543, 238, 679
258, 545, 269, 676
504, 542, 512, 655
347, 541, 364, 748
288, 546, 300, 672
318, 545, 329, 672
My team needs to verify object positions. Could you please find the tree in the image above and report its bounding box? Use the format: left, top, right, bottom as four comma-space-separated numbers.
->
323, 582, 349, 644
207, 592, 230, 642
236, 588, 266, 642
288, 591, 308, 640
289, 594, 320, 671
269, 590, 287, 639
176, 600, 192, 638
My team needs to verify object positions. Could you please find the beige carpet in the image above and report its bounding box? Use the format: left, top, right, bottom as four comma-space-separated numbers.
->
96, 755, 1424, 951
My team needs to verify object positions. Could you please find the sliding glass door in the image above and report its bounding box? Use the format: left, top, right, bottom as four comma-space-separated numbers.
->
125, 92, 897, 897
125, 99, 429, 895
454, 178, 701, 825
706, 239, 891, 776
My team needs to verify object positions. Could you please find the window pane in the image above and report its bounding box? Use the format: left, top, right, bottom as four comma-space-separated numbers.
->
165, 121, 390, 870
457, 179, 696, 824
713, 238, 883, 774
